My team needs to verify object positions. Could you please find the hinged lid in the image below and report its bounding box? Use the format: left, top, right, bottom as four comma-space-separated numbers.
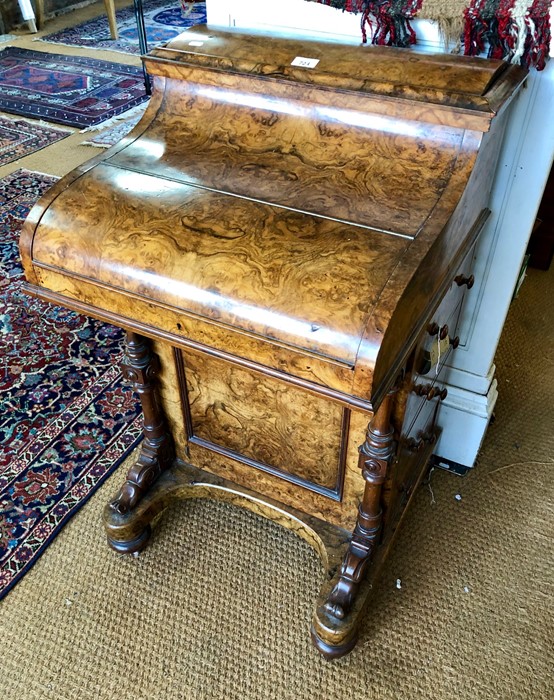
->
147, 25, 526, 124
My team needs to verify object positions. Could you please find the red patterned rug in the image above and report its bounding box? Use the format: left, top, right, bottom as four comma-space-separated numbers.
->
0, 47, 149, 127
0, 116, 71, 166
0, 170, 142, 599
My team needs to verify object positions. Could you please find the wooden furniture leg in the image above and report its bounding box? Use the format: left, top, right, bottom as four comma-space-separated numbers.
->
106, 332, 174, 552
31, 0, 116, 37
311, 391, 396, 658
104, 0, 118, 39
31, 0, 43, 30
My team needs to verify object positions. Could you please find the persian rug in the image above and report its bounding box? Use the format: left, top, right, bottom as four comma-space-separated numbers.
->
0, 170, 142, 600
0, 116, 71, 167
0, 47, 150, 128
39, 0, 207, 55
306, 0, 551, 69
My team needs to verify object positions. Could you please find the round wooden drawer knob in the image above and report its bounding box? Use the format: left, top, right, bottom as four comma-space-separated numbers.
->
455, 273, 475, 289
427, 322, 439, 336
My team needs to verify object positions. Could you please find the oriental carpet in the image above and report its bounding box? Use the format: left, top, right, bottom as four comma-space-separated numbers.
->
39, 0, 207, 55
0, 170, 142, 600
0, 116, 71, 166
0, 47, 149, 127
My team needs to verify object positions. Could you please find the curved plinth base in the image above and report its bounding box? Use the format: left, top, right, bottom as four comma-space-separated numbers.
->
103, 458, 381, 658
103, 459, 349, 567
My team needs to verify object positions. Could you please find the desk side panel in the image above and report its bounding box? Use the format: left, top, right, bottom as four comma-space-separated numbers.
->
153, 339, 370, 531
368, 109, 510, 404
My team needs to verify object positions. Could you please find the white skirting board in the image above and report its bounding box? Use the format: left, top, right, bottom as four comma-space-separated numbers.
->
434, 376, 499, 469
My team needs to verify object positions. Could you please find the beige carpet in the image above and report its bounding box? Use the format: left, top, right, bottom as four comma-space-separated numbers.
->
1, 5, 553, 698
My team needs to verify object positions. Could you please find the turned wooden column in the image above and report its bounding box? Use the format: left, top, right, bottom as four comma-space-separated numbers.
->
324, 390, 396, 620
110, 332, 174, 516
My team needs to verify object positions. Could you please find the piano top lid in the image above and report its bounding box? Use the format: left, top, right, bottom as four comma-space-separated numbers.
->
147, 25, 527, 122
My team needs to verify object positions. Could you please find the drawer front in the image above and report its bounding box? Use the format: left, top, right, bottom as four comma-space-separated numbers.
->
385, 375, 445, 523
414, 298, 462, 379
435, 242, 477, 330
401, 386, 442, 450
384, 246, 476, 523
414, 242, 477, 380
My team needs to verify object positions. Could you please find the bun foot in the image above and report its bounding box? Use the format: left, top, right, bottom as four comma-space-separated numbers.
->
310, 625, 358, 660
107, 525, 152, 554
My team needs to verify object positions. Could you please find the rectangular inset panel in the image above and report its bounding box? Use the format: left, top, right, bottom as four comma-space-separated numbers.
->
178, 350, 347, 498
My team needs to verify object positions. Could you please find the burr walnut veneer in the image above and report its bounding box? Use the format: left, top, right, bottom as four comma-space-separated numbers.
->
19, 27, 525, 658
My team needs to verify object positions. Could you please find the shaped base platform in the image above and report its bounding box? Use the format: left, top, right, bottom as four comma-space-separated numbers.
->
103, 458, 403, 659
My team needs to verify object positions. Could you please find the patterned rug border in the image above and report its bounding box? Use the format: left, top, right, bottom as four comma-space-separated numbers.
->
0, 47, 149, 127
0, 116, 72, 167
0, 169, 143, 600
0, 418, 142, 600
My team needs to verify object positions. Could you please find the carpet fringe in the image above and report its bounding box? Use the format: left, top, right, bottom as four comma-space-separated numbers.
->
80, 103, 148, 133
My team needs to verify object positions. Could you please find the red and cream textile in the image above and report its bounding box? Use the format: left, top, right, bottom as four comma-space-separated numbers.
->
307, 0, 552, 68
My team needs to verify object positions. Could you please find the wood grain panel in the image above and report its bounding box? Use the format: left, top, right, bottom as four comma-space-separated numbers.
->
180, 349, 346, 496
111, 80, 463, 236
31, 162, 408, 367
151, 339, 189, 457
23, 272, 365, 403
149, 26, 512, 108
186, 437, 361, 530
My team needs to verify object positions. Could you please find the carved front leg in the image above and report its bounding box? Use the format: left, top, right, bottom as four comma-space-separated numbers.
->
324, 391, 395, 620
110, 332, 174, 515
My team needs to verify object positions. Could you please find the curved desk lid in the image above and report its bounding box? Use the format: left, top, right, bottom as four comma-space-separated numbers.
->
147, 25, 526, 126
28, 162, 409, 368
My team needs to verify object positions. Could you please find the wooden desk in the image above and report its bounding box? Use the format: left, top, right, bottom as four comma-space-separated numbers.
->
20, 27, 525, 658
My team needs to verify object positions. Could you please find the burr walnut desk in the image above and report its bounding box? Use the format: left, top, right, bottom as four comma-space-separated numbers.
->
19, 27, 525, 658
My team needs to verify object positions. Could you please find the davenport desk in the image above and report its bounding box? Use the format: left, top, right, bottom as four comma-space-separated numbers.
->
19, 27, 526, 658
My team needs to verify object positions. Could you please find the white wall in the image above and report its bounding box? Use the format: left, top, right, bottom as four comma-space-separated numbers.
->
206, 0, 444, 48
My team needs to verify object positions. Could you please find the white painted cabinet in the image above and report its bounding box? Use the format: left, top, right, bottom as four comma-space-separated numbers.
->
204, 0, 554, 470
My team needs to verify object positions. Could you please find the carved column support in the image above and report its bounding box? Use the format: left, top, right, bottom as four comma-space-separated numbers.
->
324, 390, 396, 620
110, 332, 174, 515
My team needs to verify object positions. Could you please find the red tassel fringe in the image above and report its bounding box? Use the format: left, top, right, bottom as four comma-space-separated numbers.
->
462, 0, 551, 70
311, 0, 550, 69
